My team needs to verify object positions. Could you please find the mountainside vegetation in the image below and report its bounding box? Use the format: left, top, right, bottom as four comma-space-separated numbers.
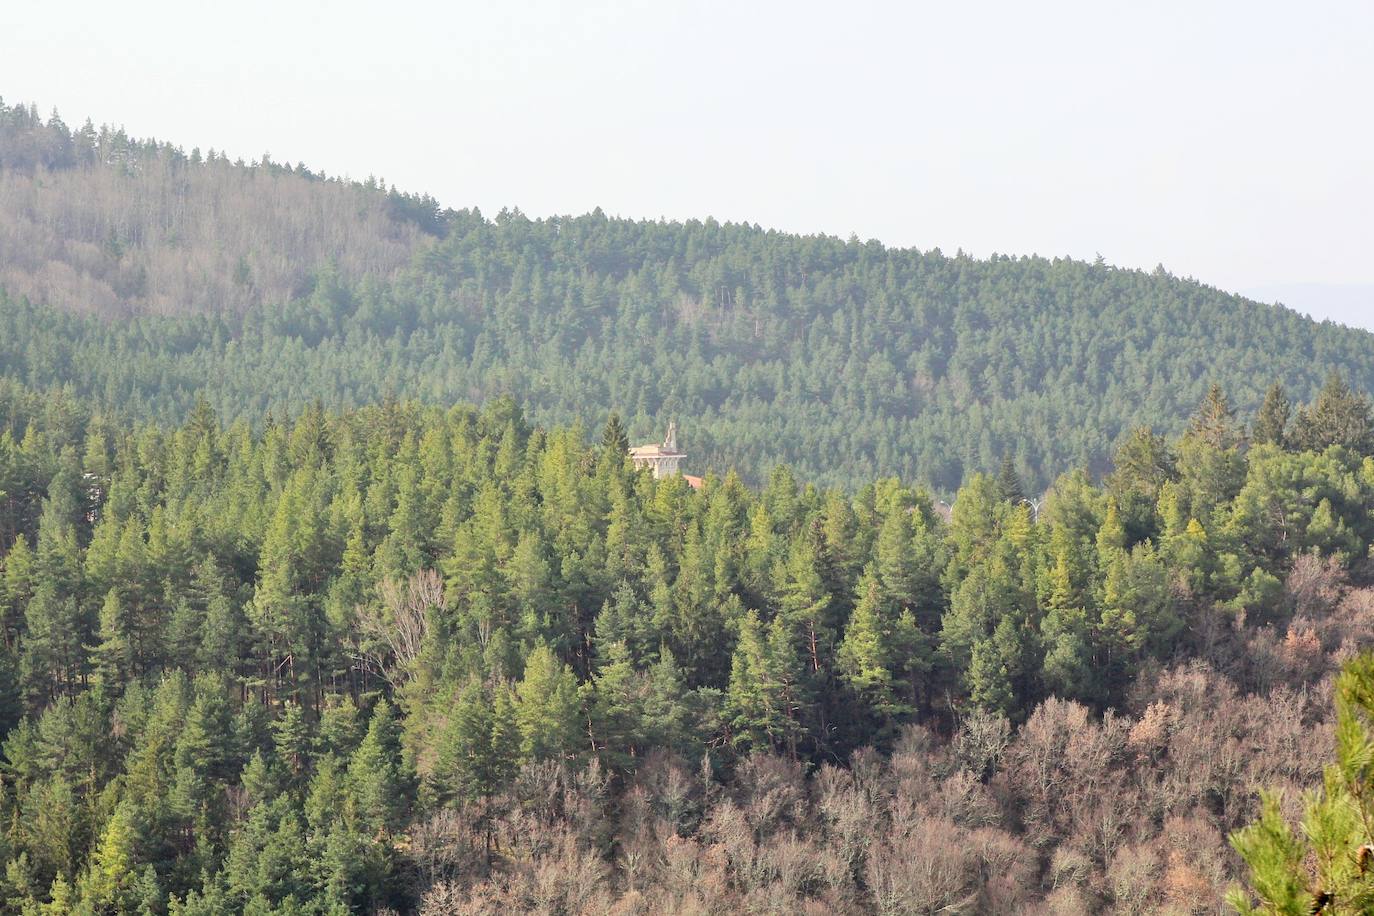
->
5, 100, 1374, 491
0, 373, 1369, 911
6, 98, 1374, 913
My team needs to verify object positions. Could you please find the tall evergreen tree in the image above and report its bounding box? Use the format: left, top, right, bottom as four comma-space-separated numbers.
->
1290, 371, 1374, 454
995, 454, 1026, 505
1189, 382, 1243, 449
514, 645, 582, 761
346, 701, 411, 837
1251, 382, 1290, 447
600, 413, 630, 459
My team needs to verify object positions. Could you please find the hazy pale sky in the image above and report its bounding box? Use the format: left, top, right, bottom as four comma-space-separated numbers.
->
6, 0, 1372, 327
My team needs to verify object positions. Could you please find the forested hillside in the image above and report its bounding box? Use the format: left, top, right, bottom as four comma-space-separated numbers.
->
0, 102, 437, 318
5, 100, 1374, 491
0, 373, 1369, 911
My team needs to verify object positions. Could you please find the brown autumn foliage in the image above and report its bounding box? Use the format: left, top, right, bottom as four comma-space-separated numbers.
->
398, 577, 1363, 914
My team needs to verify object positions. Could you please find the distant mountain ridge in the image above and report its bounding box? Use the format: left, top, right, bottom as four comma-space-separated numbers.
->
3, 97, 1374, 491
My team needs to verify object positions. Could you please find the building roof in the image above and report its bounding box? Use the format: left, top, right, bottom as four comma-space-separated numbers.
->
630, 420, 685, 458
629, 443, 685, 458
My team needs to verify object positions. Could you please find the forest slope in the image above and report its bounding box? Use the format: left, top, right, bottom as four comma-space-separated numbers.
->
0, 378, 1370, 911
4, 99, 1374, 491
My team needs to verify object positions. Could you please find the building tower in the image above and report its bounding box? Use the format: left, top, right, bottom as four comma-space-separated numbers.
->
629, 421, 686, 479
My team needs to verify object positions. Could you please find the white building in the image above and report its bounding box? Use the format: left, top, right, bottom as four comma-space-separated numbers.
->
629, 421, 686, 479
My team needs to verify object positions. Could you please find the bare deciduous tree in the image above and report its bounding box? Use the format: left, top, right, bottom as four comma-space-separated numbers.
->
355, 568, 443, 686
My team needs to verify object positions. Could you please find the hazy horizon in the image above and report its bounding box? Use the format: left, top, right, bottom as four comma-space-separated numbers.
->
1242, 282, 1374, 332
5, 0, 1371, 328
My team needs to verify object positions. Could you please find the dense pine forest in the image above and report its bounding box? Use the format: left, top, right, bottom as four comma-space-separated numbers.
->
7, 96, 1374, 914
0, 369, 1368, 912
6, 100, 1374, 491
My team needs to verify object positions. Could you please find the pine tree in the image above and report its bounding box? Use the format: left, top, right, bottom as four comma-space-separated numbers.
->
995, 454, 1025, 505
592, 581, 653, 668
346, 701, 410, 836
1, 533, 35, 648
1290, 371, 1374, 454
507, 529, 556, 650
967, 624, 1016, 719
588, 641, 645, 770
21, 584, 87, 702
967, 615, 1033, 725
317, 696, 363, 760
197, 591, 245, 677
1095, 501, 1127, 558
1189, 382, 1242, 449
1229, 652, 1374, 914
601, 413, 629, 459
172, 688, 233, 828
1106, 426, 1176, 544
44, 872, 73, 915
1172, 385, 1249, 531
837, 573, 890, 702
1097, 546, 1177, 697
775, 534, 835, 678
725, 610, 792, 755
1039, 551, 1095, 703
514, 644, 582, 761
79, 799, 138, 912
641, 647, 693, 758
433, 682, 519, 804
1251, 382, 1290, 447
272, 703, 313, 777
92, 588, 133, 688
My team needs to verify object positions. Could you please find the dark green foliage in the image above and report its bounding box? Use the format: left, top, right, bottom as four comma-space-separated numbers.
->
1252, 382, 1290, 447
1190, 382, 1243, 449
1, 99, 1374, 908
5, 104, 1374, 492
1289, 372, 1374, 454
995, 454, 1025, 504
600, 413, 629, 460
0, 384, 1362, 908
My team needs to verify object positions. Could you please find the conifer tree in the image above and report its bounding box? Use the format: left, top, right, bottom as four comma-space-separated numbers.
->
1106, 426, 1176, 544
1290, 372, 1374, 454
588, 641, 646, 770
433, 682, 518, 804
837, 567, 928, 727
776, 534, 835, 678
22, 584, 87, 702
1230, 652, 1374, 914
592, 581, 654, 669
1252, 382, 1290, 447
1, 533, 35, 648
641, 647, 694, 758
600, 413, 629, 459
514, 644, 582, 761
79, 799, 137, 912
273, 704, 312, 777
1095, 501, 1128, 558
726, 610, 790, 754
91, 588, 133, 688
346, 701, 410, 837
1189, 382, 1242, 449
967, 619, 1024, 719
995, 454, 1025, 505
1096, 545, 1177, 696
1038, 550, 1095, 703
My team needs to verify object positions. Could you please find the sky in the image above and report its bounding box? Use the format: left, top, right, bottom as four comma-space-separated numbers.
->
4, 0, 1372, 328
